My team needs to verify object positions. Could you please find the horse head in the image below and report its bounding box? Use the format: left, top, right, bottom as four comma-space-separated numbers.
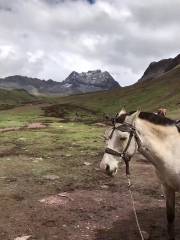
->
100, 109, 140, 176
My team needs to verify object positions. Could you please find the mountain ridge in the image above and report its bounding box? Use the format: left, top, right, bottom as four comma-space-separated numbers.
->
0, 70, 120, 96
139, 53, 180, 82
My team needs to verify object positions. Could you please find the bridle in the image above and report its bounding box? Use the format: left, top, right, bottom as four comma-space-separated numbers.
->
104, 117, 142, 175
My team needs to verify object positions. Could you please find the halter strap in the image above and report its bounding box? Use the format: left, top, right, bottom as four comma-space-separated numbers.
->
105, 147, 122, 157
104, 122, 142, 176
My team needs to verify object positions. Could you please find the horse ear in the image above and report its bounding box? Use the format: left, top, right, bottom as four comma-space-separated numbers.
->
118, 107, 126, 116
126, 110, 140, 124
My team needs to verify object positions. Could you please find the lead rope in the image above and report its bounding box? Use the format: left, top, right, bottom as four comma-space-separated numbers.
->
127, 176, 145, 240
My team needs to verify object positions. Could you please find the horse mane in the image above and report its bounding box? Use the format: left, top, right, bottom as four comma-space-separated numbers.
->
117, 111, 177, 127
138, 112, 175, 126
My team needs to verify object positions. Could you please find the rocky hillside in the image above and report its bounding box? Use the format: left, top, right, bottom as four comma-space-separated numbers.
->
139, 53, 180, 82
63, 70, 120, 93
0, 70, 120, 96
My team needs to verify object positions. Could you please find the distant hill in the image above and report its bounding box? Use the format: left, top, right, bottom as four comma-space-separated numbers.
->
0, 88, 38, 110
56, 63, 180, 119
1, 54, 180, 118
0, 70, 120, 96
139, 53, 180, 82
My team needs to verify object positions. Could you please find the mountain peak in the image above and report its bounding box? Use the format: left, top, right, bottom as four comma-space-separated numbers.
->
0, 69, 120, 96
139, 53, 180, 82
64, 69, 120, 89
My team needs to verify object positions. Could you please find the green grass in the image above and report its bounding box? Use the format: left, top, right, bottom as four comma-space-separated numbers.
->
0, 105, 44, 128
0, 103, 61, 129
0, 121, 104, 157
0, 104, 105, 197
0, 103, 103, 181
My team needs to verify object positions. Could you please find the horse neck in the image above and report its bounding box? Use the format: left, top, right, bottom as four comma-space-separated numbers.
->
134, 118, 180, 167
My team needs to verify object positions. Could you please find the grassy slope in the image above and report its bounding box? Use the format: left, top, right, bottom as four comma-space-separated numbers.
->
0, 89, 39, 109
56, 66, 180, 118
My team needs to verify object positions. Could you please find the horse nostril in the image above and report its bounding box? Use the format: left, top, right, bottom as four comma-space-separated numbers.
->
106, 164, 117, 177
106, 164, 113, 176
106, 164, 110, 172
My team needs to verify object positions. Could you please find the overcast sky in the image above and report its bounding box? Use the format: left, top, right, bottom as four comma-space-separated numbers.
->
0, 0, 180, 86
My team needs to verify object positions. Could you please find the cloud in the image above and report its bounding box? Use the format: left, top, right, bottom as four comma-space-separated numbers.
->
0, 0, 180, 86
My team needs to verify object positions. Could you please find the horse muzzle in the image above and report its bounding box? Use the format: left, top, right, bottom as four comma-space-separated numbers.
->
105, 164, 117, 177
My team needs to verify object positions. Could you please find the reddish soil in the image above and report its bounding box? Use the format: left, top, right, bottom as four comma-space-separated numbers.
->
2, 157, 180, 240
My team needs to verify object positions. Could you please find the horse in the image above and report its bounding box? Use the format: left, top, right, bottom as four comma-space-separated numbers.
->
100, 108, 180, 240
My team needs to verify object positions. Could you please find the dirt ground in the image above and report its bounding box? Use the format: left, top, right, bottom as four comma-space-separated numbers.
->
1, 154, 180, 240
0, 105, 180, 240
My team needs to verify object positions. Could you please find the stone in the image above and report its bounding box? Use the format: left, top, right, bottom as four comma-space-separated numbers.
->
14, 236, 32, 240
43, 175, 60, 180
100, 185, 109, 189
83, 161, 92, 166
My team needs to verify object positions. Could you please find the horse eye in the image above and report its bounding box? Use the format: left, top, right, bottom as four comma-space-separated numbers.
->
120, 136, 126, 141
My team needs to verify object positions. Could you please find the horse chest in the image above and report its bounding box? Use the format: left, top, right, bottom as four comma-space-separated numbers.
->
157, 161, 180, 190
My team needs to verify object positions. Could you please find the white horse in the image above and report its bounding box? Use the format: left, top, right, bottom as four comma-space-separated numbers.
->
100, 109, 180, 240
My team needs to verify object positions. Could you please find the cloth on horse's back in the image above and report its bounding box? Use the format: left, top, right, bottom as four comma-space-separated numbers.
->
157, 108, 167, 117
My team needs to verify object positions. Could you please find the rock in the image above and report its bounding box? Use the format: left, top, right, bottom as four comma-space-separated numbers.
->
65, 154, 72, 157
100, 185, 109, 189
39, 193, 71, 206
14, 236, 32, 240
43, 175, 60, 180
32, 157, 43, 163
83, 161, 92, 166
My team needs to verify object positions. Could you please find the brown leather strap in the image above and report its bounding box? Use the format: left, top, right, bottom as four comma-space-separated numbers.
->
123, 131, 134, 153
109, 127, 116, 139
116, 124, 135, 133
104, 121, 142, 176
105, 147, 122, 157
134, 132, 142, 150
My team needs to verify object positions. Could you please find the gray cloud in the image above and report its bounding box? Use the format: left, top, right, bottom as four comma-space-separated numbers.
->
0, 0, 180, 86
